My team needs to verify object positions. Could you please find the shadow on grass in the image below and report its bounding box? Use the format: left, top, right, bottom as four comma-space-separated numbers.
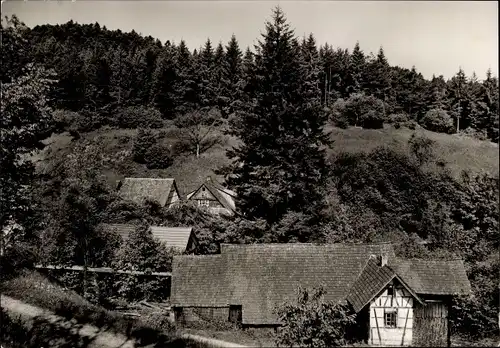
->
1, 312, 97, 348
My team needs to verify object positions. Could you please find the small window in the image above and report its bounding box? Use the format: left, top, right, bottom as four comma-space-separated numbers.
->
385, 310, 397, 328
387, 286, 394, 296
198, 200, 209, 207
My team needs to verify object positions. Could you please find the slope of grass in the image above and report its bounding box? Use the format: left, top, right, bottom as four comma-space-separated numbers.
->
325, 125, 499, 178
0, 270, 183, 346
31, 124, 498, 199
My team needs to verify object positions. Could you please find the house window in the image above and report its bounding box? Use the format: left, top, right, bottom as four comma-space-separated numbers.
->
387, 286, 394, 296
384, 309, 397, 328
198, 200, 210, 207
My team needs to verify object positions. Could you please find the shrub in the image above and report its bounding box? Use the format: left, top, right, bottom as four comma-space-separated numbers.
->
144, 143, 174, 169
420, 109, 455, 134
52, 109, 80, 132
133, 128, 174, 169
361, 109, 384, 129
114, 106, 164, 129
275, 286, 356, 347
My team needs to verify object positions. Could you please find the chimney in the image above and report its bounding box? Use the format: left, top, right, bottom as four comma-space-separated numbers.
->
380, 253, 388, 267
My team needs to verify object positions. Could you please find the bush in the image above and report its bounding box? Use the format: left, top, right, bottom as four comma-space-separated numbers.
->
275, 286, 356, 347
145, 143, 174, 169
114, 106, 164, 129
133, 128, 174, 169
52, 109, 80, 133
73, 109, 103, 132
361, 109, 384, 129
420, 109, 455, 134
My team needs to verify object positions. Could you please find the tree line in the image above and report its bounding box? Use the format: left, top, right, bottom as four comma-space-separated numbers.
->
2, 14, 498, 142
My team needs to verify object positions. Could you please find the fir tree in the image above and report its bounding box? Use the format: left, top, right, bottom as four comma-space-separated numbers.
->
227, 7, 330, 225
348, 41, 366, 94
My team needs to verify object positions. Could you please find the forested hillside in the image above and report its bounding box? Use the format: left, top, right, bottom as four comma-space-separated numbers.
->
1, 9, 498, 345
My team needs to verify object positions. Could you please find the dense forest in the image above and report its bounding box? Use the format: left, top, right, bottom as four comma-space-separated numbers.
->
1, 8, 498, 344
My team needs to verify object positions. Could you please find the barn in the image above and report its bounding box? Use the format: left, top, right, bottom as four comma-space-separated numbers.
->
171, 243, 471, 347
186, 176, 236, 216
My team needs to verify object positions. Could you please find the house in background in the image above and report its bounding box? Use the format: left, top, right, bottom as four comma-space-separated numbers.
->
117, 178, 181, 208
171, 243, 471, 347
101, 223, 197, 253
186, 176, 236, 216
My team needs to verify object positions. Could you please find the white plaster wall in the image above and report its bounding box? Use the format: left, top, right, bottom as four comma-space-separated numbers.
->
369, 282, 414, 346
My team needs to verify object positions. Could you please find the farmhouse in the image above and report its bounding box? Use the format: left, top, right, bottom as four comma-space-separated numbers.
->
186, 176, 236, 216
117, 177, 181, 208
101, 223, 197, 253
171, 243, 471, 347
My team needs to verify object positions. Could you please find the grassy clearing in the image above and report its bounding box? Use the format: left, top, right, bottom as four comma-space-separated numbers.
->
30, 124, 498, 198
0, 270, 181, 346
326, 125, 499, 178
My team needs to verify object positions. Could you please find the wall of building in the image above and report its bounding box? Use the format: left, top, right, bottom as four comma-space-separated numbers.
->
369, 280, 414, 346
413, 300, 449, 347
175, 307, 230, 325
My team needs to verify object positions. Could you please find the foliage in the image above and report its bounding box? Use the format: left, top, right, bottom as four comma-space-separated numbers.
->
112, 223, 178, 301
174, 109, 225, 157
275, 286, 356, 348
132, 128, 174, 169
227, 7, 330, 225
333, 93, 386, 129
421, 109, 455, 134
113, 106, 164, 129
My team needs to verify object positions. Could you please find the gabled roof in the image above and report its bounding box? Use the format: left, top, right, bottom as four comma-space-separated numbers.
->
346, 256, 424, 313
172, 243, 472, 326
150, 226, 194, 251
100, 223, 194, 252
171, 242, 395, 325
172, 254, 228, 307
187, 177, 236, 213
389, 258, 472, 296
118, 178, 179, 207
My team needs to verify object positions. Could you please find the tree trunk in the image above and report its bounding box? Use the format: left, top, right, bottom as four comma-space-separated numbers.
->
83, 238, 88, 299
196, 143, 200, 158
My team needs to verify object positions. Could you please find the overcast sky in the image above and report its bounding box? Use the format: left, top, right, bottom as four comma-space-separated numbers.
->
3, 0, 498, 80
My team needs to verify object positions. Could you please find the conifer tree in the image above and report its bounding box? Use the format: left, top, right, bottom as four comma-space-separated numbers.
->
222, 35, 244, 117
150, 43, 179, 117
227, 7, 330, 225
348, 41, 366, 94
198, 38, 216, 110
173, 40, 197, 114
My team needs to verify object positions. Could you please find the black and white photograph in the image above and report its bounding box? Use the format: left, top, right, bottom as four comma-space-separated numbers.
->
0, 1, 498, 347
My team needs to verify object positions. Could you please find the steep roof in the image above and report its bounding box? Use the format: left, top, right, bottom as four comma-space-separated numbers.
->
389, 258, 472, 295
150, 226, 194, 251
100, 223, 194, 252
187, 177, 236, 213
346, 256, 424, 313
118, 178, 178, 207
172, 255, 228, 307
172, 242, 395, 325
172, 243, 472, 325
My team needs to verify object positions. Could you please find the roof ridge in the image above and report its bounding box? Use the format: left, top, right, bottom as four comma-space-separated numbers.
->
124, 177, 174, 181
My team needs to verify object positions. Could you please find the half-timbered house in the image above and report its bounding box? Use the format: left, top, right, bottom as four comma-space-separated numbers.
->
186, 176, 236, 216
171, 243, 471, 347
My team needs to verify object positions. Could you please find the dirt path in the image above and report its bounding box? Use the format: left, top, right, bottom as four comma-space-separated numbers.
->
1, 295, 251, 348
1, 295, 134, 348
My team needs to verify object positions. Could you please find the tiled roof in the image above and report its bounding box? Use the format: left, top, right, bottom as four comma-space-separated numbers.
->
100, 223, 194, 252
171, 254, 228, 307
389, 258, 472, 295
347, 256, 396, 313
187, 177, 236, 213
150, 226, 193, 251
171, 243, 395, 325
118, 178, 177, 207
172, 243, 472, 325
